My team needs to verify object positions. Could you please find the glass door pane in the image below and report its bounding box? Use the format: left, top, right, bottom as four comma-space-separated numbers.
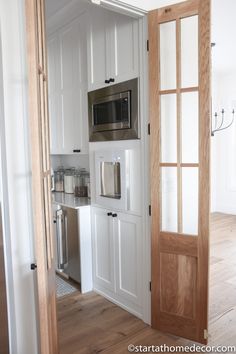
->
160, 21, 176, 90
161, 168, 178, 233
181, 16, 199, 88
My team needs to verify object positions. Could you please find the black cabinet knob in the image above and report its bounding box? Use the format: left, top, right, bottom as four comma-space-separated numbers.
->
112, 213, 117, 218
30, 263, 37, 270
53, 220, 56, 224
110, 78, 115, 83
73, 149, 81, 153
105, 79, 110, 84
107, 212, 112, 216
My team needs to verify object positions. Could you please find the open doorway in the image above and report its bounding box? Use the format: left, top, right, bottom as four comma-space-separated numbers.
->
25, 0, 236, 352
43, 0, 150, 352
209, 0, 236, 344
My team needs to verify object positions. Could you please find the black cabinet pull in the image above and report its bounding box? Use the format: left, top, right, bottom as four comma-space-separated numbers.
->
105, 79, 110, 84
112, 213, 117, 218
30, 263, 37, 270
110, 78, 115, 83
73, 149, 81, 153
107, 212, 112, 216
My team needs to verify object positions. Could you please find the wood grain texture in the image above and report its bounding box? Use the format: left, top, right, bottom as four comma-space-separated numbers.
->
56, 214, 236, 353
0, 208, 9, 354
197, 0, 211, 344
160, 232, 198, 257
158, 0, 199, 23
160, 87, 199, 95
149, 0, 210, 344
25, 0, 58, 353
160, 254, 197, 319
149, 9, 161, 331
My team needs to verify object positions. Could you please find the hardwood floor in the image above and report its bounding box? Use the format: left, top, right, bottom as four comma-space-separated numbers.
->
57, 213, 236, 353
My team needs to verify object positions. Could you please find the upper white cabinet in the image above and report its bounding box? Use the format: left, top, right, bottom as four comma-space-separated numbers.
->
48, 17, 89, 155
87, 7, 139, 91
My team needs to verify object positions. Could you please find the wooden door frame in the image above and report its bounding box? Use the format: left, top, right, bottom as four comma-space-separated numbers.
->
149, 0, 211, 344
25, 1, 58, 353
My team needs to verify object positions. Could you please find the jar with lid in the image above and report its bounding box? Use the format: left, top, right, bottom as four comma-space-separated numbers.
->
85, 175, 90, 198
74, 169, 89, 197
54, 167, 65, 192
64, 168, 75, 194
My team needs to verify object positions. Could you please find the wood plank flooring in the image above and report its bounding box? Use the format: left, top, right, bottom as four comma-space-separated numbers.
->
57, 213, 236, 353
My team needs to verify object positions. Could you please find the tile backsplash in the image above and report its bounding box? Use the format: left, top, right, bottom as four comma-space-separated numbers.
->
51, 154, 90, 171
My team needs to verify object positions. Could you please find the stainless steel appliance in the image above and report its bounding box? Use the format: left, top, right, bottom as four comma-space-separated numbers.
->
53, 205, 80, 283
100, 161, 121, 199
95, 150, 130, 211
88, 78, 139, 141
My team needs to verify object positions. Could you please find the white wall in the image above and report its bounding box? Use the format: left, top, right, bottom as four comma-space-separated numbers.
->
211, 71, 236, 215
0, 0, 38, 353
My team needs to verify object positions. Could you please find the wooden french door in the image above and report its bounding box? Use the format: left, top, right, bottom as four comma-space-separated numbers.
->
25, 0, 58, 353
149, 0, 211, 344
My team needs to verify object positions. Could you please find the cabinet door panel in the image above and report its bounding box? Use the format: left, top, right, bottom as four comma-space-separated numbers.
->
110, 14, 139, 83
48, 35, 61, 154
92, 208, 115, 291
48, 19, 88, 155
87, 7, 109, 91
60, 24, 81, 154
115, 213, 142, 305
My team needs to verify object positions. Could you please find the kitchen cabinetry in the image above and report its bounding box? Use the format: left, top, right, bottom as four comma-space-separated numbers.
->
92, 207, 115, 291
91, 206, 142, 316
87, 6, 139, 91
48, 17, 88, 155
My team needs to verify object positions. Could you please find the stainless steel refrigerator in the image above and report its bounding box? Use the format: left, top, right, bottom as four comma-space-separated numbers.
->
53, 205, 81, 283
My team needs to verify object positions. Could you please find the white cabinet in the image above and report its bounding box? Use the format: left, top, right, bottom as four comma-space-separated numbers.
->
87, 7, 139, 91
48, 17, 88, 155
114, 213, 142, 306
91, 207, 142, 316
91, 207, 115, 292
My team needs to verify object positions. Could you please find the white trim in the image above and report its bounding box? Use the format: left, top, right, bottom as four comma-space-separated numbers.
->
138, 15, 151, 325
0, 25, 17, 354
93, 0, 147, 18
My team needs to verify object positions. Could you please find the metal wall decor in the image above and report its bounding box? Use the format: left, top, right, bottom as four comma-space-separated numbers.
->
211, 108, 235, 136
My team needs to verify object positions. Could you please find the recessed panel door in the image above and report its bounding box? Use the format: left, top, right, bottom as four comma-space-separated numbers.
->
149, 0, 211, 344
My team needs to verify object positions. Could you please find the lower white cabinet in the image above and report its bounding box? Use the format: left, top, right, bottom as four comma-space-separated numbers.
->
92, 207, 115, 292
91, 207, 142, 317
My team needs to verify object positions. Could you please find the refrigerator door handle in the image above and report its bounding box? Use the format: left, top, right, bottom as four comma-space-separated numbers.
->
56, 209, 68, 270
64, 212, 69, 266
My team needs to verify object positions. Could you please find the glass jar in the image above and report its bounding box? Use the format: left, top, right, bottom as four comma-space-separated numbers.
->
64, 168, 75, 194
85, 175, 90, 198
74, 169, 89, 197
54, 167, 65, 192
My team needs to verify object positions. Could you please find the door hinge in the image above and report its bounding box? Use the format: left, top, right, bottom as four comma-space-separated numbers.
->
147, 39, 149, 52
149, 281, 152, 292
148, 123, 150, 135
149, 205, 151, 216
204, 329, 208, 340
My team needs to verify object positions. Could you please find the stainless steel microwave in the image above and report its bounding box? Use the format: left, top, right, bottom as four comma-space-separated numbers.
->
88, 78, 139, 141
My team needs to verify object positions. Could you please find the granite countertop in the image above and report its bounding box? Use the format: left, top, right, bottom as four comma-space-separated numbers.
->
52, 192, 91, 209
